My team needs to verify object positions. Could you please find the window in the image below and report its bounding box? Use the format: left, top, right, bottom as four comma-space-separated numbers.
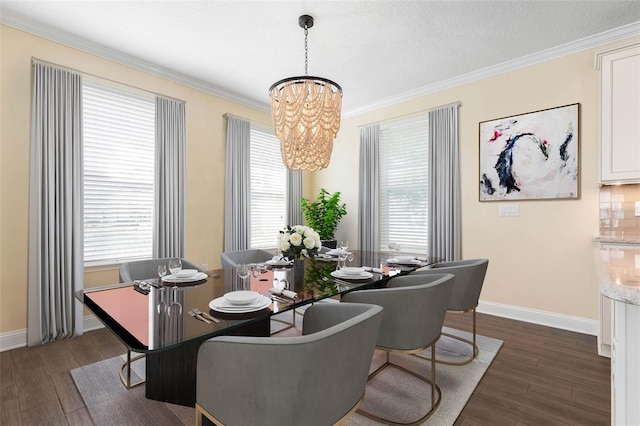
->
249, 125, 286, 249
379, 116, 429, 253
83, 80, 155, 265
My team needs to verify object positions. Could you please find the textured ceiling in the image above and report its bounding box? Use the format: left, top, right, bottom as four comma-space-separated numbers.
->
1, 1, 639, 115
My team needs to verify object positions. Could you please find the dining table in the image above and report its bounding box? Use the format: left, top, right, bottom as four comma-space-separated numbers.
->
78, 250, 441, 407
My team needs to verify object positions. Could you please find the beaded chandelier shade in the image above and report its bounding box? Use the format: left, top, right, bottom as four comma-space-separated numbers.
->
269, 15, 343, 172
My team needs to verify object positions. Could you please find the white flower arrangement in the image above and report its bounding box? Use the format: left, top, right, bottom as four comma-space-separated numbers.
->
278, 225, 322, 261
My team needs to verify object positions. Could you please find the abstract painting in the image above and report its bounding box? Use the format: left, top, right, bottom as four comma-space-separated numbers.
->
479, 103, 579, 201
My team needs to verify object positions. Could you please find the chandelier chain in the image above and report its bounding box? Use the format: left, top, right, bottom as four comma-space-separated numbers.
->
304, 25, 308, 76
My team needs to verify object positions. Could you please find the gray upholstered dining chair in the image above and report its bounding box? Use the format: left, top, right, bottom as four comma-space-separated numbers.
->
119, 257, 203, 282
341, 273, 454, 425
195, 302, 383, 426
220, 249, 274, 269
411, 258, 489, 365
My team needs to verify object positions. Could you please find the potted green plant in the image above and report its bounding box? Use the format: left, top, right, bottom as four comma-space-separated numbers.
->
300, 188, 347, 248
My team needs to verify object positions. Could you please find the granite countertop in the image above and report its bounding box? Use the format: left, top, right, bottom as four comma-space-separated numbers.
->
595, 245, 640, 305
594, 236, 640, 244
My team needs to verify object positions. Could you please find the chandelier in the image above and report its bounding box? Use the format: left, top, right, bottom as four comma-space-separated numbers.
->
269, 15, 343, 172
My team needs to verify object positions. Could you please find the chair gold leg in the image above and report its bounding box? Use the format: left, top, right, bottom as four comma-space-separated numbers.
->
414, 308, 479, 366
119, 349, 145, 389
357, 350, 442, 425
270, 308, 298, 335
196, 403, 224, 426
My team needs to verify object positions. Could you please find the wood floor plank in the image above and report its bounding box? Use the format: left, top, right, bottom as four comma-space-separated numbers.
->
65, 407, 94, 426
65, 337, 105, 367
524, 387, 610, 426
51, 371, 85, 414
20, 399, 68, 426
1, 398, 22, 426
14, 365, 59, 412
0, 352, 16, 402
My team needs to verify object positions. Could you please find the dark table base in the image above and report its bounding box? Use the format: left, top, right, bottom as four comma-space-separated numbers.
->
145, 312, 271, 407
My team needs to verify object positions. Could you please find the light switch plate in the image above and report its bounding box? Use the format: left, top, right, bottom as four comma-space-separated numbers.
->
499, 204, 519, 216
635, 201, 640, 217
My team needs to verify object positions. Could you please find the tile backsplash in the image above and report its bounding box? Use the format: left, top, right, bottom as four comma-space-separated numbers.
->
600, 184, 640, 240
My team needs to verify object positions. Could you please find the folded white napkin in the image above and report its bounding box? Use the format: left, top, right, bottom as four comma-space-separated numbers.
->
363, 266, 384, 274
269, 288, 299, 299
326, 249, 350, 256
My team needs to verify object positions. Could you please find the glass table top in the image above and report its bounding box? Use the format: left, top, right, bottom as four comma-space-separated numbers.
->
81, 251, 441, 352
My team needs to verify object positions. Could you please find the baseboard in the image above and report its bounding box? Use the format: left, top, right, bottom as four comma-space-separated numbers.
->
1, 302, 599, 352
83, 314, 105, 332
0, 329, 28, 352
0, 315, 105, 352
478, 300, 599, 336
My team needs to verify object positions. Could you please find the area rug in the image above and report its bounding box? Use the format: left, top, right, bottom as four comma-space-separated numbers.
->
71, 325, 502, 425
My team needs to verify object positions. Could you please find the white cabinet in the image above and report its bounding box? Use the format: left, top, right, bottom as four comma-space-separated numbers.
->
612, 300, 640, 426
596, 43, 640, 184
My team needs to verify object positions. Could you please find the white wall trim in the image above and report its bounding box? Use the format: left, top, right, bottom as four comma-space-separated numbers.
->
1, 10, 638, 117
478, 300, 599, 336
345, 22, 640, 117
83, 315, 105, 332
0, 329, 28, 352
0, 9, 270, 113
0, 315, 105, 352
1, 302, 599, 352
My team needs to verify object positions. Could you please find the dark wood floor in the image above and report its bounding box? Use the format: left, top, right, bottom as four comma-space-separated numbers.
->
447, 312, 611, 426
1, 312, 610, 425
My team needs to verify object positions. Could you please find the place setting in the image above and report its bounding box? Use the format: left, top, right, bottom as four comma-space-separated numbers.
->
158, 259, 208, 286
331, 266, 374, 282
265, 256, 293, 268
209, 290, 272, 314
319, 240, 351, 260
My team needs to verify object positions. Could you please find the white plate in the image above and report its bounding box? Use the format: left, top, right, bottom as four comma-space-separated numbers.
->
176, 269, 198, 278
266, 259, 292, 266
209, 295, 272, 313
162, 272, 208, 283
331, 270, 373, 280
340, 266, 365, 275
387, 258, 422, 266
223, 290, 261, 305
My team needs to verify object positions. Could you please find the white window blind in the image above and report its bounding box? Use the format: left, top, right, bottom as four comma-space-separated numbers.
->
250, 126, 286, 249
379, 116, 429, 253
83, 80, 155, 265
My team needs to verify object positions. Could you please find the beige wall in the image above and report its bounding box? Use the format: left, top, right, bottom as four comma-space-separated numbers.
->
2, 22, 638, 336
316, 35, 639, 321
0, 25, 272, 333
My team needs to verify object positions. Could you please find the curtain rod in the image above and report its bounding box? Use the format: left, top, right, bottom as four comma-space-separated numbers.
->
31, 57, 187, 104
357, 101, 461, 129
222, 113, 248, 121
223, 113, 273, 130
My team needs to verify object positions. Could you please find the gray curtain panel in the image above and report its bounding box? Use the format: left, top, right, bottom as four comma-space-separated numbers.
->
224, 116, 251, 251
153, 97, 186, 258
358, 124, 380, 253
428, 104, 461, 261
286, 170, 303, 225
28, 60, 84, 346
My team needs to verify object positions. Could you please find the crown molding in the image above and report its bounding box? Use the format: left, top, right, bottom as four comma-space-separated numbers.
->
1, 10, 637, 117
0, 10, 271, 113
344, 21, 640, 117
